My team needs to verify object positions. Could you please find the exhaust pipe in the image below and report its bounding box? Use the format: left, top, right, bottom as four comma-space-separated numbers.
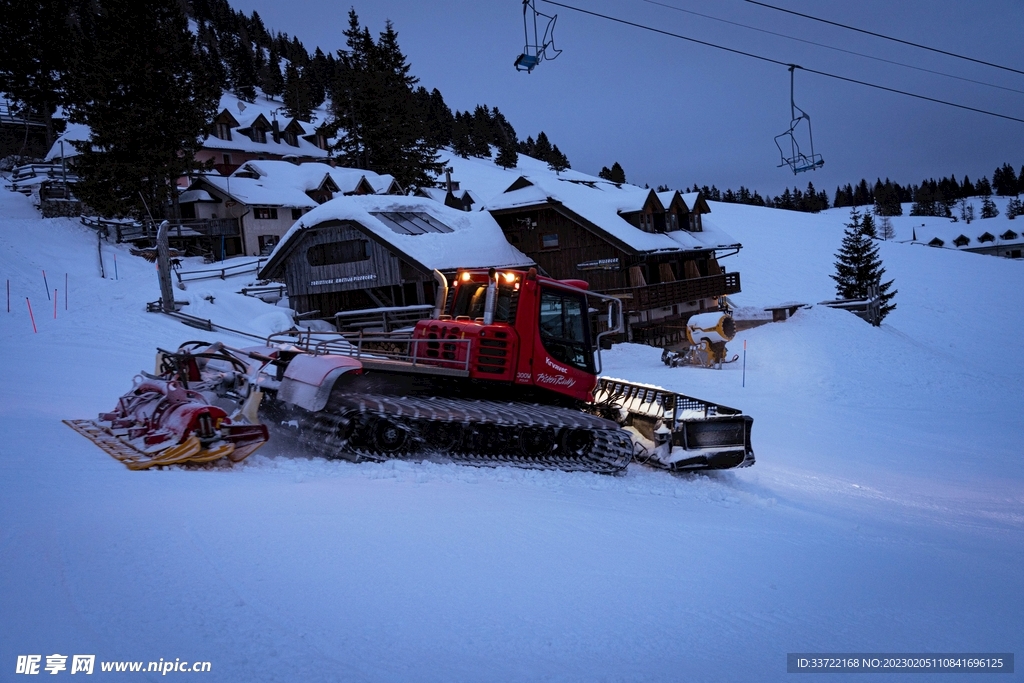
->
482, 268, 497, 325
432, 269, 449, 319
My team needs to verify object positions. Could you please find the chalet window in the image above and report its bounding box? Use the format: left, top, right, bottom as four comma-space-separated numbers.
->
953, 235, 970, 247
258, 235, 279, 255
688, 214, 702, 231
670, 213, 679, 230
214, 122, 232, 140
254, 207, 278, 220
978, 232, 995, 243
284, 131, 298, 146
306, 239, 370, 266
1000, 230, 1018, 240
251, 126, 267, 144
928, 238, 944, 247
316, 134, 328, 150
222, 154, 231, 166
541, 233, 559, 249
291, 208, 305, 220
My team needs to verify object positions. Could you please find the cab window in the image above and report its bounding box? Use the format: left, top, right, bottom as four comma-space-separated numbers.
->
538, 288, 593, 372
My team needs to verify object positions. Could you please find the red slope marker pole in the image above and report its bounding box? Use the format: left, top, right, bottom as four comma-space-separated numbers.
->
43, 270, 50, 300
26, 298, 37, 333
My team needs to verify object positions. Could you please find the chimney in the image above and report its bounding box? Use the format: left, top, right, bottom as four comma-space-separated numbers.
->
272, 119, 280, 144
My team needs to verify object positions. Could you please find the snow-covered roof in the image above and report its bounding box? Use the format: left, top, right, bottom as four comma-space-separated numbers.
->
178, 189, 216, 203
261, 195, 534, 278
909, 220, 1024, 249
485, 175, 741, 254
46, 91, 331, 162
44, 123, 91, 161
190, 174, 318, 209
185, 161, 400, 208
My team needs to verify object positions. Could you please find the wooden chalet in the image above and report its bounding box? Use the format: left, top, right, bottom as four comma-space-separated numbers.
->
259, 195, 533, 317
485, 176, 741, 344
180, 161, 403, 257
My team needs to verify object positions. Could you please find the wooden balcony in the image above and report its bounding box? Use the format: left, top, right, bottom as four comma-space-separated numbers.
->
603, 272, 741, 312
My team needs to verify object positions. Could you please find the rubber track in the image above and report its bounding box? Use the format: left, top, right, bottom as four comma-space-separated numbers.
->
293, 393, 633, 474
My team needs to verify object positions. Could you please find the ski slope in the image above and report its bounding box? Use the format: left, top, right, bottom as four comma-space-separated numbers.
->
1, 187, 1021, 682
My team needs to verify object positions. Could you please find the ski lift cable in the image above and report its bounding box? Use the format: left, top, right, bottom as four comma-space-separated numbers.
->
642, 0, 1024, 96
744, 0, 1024, 78
539, 0, 1024, 125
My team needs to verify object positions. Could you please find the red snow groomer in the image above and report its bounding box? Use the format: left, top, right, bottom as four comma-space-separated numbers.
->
65, 343, 269, 469
70, 268, 753, 473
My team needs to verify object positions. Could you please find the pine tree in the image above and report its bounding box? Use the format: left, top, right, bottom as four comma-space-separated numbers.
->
329, 12, 442, 190
878, 215, 895, 240
831, 209, 896, 324
64, 0, 220, 217
260, 44, 284, 100
0, 0, 72, 148
532, 131, 553, 161
494, 137, 518, 169
860, 212, 877, 238
598, 162, 626, 183
547, 144, 570, 173
981, 194, 999, 219
992, 163, 1018, 196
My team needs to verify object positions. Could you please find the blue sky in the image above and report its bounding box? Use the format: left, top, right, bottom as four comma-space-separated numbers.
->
232, 0, 1024, 197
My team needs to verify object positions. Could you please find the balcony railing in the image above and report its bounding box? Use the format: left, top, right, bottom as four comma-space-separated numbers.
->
603, 272, 741, 312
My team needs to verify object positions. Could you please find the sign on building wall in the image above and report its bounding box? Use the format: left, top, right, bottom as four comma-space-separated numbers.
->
576, 258, 620, 271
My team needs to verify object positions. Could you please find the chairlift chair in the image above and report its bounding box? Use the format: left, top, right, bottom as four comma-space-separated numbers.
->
774, 65, 824, 174
515, 0, 562, 73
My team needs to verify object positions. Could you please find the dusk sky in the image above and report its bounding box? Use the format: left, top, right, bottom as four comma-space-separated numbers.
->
232, 0, 1024, 197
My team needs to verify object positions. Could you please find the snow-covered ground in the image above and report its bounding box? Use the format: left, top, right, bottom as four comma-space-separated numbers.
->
1, 185, 1021, 681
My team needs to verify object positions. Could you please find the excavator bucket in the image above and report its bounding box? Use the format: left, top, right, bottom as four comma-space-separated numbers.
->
594, 377, 754, 471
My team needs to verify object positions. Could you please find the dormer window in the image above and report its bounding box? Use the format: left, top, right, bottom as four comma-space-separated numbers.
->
284, 130, 298, 147
688, 214, 703, 232
953, 235, 970, 247
316, 134, 328, 150
928, 237, 944, 247
214, 122, 232, 140
978, 232, 995, 243
251, 126, 267, 144
1001, 230, 1018, 240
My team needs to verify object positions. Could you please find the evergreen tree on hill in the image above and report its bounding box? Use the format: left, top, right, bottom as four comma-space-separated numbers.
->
65, 0, 220, 217
598, 162, 626, 183
0, 0, 73, 148
494, 137, 518, 169
831, 209, 896, 325
532, 131, 553, 161
329, 11, 442, 191
548, 144, 570, 173
992, 163, 1019, 196
961, 175, 976, 197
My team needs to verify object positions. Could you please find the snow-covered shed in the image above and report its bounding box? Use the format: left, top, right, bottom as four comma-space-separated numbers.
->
259, 195, 534, 316
180, 161, 402, 257
485, 175, 742, 343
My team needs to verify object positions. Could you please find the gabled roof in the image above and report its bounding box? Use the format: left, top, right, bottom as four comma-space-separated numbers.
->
261, 195, 534, 279
680, 192, 711, 214
485, 175, 740, 254
188, 174, 318, 209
